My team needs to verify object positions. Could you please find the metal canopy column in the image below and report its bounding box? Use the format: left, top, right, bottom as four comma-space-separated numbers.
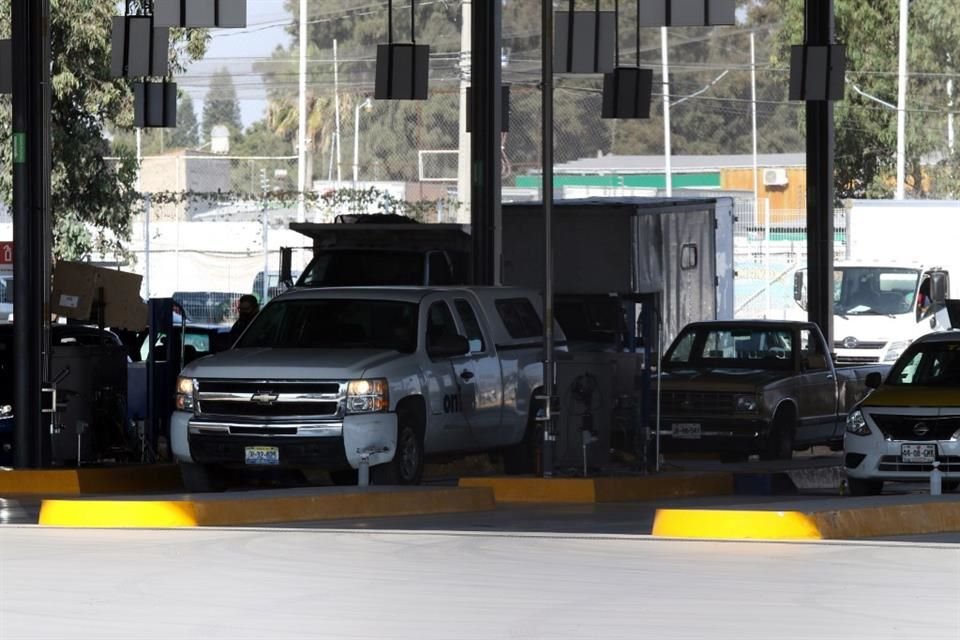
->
469, 0, 502, 285
804, 0, 836, 345
12, 0, 51, 468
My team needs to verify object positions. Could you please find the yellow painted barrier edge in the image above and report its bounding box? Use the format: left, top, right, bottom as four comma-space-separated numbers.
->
459, 477, 598, 503
39, 486, 495, 528
652, 509, 823, 540
40, 500, 199, 527
0, 465, 183, 496
810, 502, 960, 539
459, 473, 734, 504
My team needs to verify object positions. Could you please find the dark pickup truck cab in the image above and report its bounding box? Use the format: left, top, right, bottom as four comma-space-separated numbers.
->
659, 320, 889, 459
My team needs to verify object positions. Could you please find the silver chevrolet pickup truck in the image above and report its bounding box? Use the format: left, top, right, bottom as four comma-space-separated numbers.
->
171, 286, 556, 490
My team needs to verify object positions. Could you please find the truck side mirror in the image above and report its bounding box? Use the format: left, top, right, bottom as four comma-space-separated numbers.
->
793, 270, 808, 311
930, 271, 948, 304
865, 371, 883, 389
427, 334, 470, 359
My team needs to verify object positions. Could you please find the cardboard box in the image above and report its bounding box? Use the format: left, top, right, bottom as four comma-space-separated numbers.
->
51, 262, 148, 331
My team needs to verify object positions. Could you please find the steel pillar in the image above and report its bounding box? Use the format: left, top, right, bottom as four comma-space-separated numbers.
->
469, 0, 502, 285
12, 0, 51, 468
804, 0, 835, 346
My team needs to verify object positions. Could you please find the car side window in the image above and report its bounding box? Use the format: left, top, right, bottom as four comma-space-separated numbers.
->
426, 301, 459, 346
800, 328, 827, 370
495, 298, 543, 340
454, 299, 486, 353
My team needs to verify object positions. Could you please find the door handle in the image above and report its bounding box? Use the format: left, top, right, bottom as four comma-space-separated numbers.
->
825, 374, 834, 380
460, 370, 475, 381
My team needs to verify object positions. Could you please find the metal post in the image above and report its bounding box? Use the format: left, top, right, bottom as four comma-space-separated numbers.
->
12, 0, 51, 468
333, 39, 342, 187
805, 0, 836, 345
144, 194, 152, 299
470, 0, 502, 286
540, 0, 555, 476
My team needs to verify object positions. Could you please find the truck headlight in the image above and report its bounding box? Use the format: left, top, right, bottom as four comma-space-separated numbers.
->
175, 377, 197, 412
346, 378, 389, 413
882, 341, 909, 363
846, 409, 871, 436
734, 395, 758, 412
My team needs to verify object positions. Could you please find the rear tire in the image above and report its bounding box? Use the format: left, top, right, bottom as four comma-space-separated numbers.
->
372, 418, 424, 485
180, 462, 227, 493
942, 481, 959, 493
503, 417, 538, 475
847, 477, 883, 496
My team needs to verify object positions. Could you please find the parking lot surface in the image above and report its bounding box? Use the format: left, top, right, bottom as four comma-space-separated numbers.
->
2, 525, 958, 640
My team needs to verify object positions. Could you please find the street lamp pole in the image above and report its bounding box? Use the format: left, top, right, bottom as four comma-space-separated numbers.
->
353, 98, 372, 188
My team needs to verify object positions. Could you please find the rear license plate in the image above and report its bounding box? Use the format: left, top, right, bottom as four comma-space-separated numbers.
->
673, 423, 701, 440
901, 443, 936, 464
245, 446, 280, 465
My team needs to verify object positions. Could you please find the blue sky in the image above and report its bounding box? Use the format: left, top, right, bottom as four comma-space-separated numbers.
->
179, 1, 292, 128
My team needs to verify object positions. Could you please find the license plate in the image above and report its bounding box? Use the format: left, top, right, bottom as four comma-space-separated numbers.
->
673, 423, 701, 440
901, 443, 936, 464
245, 446, 280, 465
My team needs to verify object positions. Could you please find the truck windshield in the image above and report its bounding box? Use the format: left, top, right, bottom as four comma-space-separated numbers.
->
236, 299, 419, 353
887, 341, 960, 386
665, 327, 794, 369
834, 267, 919, 316
298, 251, 426, 286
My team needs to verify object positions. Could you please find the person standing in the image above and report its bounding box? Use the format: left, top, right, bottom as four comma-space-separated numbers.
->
228, 294, 260, 344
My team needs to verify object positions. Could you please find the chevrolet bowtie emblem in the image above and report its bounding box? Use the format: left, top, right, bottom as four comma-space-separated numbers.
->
251, 391, 279, 405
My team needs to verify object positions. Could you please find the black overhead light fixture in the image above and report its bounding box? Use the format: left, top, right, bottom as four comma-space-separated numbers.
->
638, 0, 736, 27
375, 0, 430, 100
0, 39, 11, 94
110, 15, 169, 78
153, 0, 247, 28
602, 0, 652, 119
789, 44, 846, 101
133, 80, 178, 128
554, 0, 616, 74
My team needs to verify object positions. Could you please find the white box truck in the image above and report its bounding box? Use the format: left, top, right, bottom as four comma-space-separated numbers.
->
794, 199, 960, 364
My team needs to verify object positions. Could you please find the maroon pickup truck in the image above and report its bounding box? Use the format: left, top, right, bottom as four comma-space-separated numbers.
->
658, 320, 889, 459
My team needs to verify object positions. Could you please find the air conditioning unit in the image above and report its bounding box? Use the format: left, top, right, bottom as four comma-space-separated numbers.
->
763, 168, 789, 187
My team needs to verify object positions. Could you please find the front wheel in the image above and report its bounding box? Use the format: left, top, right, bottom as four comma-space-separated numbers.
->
760, 410, 795, 461
372, 421, 424, 485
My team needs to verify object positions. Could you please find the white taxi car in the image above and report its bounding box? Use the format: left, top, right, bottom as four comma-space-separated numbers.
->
844, 331, 960, 495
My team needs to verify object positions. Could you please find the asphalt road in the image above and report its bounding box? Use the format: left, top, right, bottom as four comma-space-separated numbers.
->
1, 527, 958, 640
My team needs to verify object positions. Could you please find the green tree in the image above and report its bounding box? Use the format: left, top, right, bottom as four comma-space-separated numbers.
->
168, 92, 200, 149
202, 68, 242, 144
750, 0, 960, 199
0, 0, 208, 260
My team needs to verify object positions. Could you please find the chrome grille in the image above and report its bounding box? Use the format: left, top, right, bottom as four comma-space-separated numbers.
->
835, 355, 880, 364
196, 379, 344, 419
834, 341, 886, 351
870, 414, 960, 441
878, 455, 960, 473
661, 391, 734, 414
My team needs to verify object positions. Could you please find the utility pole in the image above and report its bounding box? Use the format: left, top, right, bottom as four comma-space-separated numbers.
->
540, 0, 555, 476
333, 38, 342, 187
895, 0, 908, 199
661, 27, 672, 196
12, 0, 51, 468
297, 0, 308, 221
